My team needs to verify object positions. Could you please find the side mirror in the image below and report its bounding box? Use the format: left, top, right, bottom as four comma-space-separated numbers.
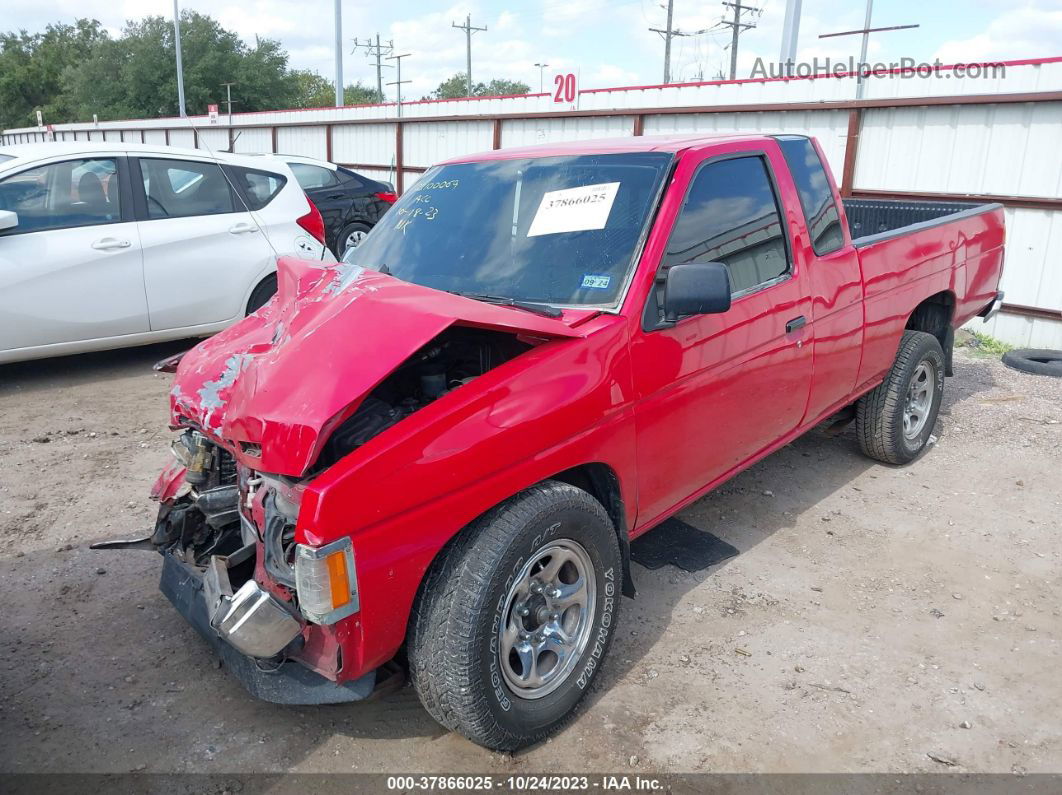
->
0, 210, 18, 232
663, 262, 732, 322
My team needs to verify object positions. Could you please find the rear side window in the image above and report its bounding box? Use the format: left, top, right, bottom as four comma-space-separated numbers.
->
664, 155, 789, 295
777, 137, 844, 255
139, 158, 235, 219
229, 166, 287, 210
0, 157, 121, 234
289, 163, 338, 190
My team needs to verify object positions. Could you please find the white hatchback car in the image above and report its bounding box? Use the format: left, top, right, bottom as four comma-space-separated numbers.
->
0, 142, 332, 364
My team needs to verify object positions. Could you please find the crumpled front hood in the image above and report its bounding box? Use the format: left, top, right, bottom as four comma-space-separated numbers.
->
169, 257, 585, 477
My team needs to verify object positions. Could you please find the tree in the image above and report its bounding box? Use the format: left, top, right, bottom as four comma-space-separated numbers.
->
428, 73, 530, 100
343, 82, 383, 105
291, 72, 382, 108
3, 11, 308, 127
0, 19, 110, 128
291, 70, 335, 108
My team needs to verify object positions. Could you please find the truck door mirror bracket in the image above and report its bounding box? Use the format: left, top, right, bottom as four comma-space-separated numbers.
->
663, 262, 732, 323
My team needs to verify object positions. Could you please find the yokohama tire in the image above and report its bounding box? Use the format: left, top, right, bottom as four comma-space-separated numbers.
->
407, 481, 622, 751
856, 330, 946, 465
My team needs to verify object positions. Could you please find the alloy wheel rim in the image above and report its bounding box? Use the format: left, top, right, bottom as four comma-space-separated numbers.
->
345, 229, 368, 251
498, 538, 597, 700
903, 361, 935, 440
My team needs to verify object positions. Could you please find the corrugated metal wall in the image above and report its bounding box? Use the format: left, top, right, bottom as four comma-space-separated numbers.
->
3, 57, 1061, 345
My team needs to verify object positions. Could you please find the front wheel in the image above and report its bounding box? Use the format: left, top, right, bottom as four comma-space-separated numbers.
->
856, 330, 945, 464
408, 481, 621, 751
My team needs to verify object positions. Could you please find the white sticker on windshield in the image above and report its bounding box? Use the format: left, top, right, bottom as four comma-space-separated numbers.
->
526, 182, 620, 237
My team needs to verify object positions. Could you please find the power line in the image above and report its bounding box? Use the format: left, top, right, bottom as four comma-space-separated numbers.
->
648, 0, 709, 84
452, 14, 487, 97
719, 1, 761, 79
353, 34, 394, 100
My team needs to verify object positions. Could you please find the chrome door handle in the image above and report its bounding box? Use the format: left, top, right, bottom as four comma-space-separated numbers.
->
229, 222, 259, 234
785, 315, 807, 333
91, 237, 131, 250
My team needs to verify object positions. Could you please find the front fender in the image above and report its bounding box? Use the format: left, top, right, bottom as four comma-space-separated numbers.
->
297, 316, 637, 680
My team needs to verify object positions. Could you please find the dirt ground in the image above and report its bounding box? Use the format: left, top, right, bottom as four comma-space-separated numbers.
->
0, 339, 1059, 776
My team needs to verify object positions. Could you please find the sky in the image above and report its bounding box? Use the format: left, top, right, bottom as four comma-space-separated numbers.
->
4, 0, 1061, 102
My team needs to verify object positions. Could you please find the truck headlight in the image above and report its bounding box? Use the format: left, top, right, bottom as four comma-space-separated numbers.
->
294, 537, 360, 624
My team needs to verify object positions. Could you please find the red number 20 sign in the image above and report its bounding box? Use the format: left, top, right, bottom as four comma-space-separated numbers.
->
553, 73, 577, 104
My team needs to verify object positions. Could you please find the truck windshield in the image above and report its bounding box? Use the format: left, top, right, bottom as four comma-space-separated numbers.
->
345, 152, 672, 308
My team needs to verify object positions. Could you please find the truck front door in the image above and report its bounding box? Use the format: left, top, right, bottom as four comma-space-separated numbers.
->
629, 144, 813, 528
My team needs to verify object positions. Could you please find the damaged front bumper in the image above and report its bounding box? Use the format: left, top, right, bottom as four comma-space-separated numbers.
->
159, 550, 376, 704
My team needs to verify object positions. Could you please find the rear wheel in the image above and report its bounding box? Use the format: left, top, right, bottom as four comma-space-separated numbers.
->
245, 274, 277, 315
856, 330, 945, 464
337, 222, 371, 259
408, 481, 621, 751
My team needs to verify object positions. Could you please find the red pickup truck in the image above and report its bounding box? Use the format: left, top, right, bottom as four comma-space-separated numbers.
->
120, 133, 1006, 750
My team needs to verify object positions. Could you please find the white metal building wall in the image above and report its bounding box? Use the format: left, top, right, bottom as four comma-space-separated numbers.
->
2, 58, 1060, 346
645, 108, 851, 176
855, 101, 1062, 346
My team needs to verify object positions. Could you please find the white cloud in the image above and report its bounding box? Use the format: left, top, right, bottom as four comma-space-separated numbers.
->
934, 1, 1062, 62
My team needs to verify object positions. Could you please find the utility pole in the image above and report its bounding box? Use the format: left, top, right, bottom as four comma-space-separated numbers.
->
386, 52, 411, 116
819, 0, 918, 98
778, 0, 802, 75
334, 0, 343, 106
221, 82, 237, 124
452, 14, 487, 96
173, 0, 186, 116
649, 1, 708, 84
720, 2, 760, 80
220, 81, 237, 150
534, 62, 549, 93
353, 35, 394, 101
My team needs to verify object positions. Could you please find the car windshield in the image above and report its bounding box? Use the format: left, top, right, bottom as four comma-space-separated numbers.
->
345, 152, 672, 308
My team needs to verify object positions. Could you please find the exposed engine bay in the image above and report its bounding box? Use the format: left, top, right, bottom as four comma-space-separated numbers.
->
313, 325, 532, 471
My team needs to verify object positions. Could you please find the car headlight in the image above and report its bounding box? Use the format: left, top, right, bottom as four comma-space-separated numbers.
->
294, 537, 359, 624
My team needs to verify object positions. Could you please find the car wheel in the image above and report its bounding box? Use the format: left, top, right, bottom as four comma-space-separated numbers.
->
246, 274, 277, 316
338, 222, 372, 259
856, 330, 945, 465
408, 481, 622, 751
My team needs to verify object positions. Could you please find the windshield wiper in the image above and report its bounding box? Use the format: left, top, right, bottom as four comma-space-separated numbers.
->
448, 291, 563, 319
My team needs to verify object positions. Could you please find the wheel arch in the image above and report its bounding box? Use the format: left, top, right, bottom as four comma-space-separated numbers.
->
407, 461, 636, 646
245, 270, 278, 315
907, 290, 956, 376
551, 463, 636, 598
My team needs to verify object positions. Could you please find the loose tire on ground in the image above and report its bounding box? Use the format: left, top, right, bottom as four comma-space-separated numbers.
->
246, 274, 277, 316
1001, 348, 1062, 378
408, 480, 622, 751
856, 330, 945, 465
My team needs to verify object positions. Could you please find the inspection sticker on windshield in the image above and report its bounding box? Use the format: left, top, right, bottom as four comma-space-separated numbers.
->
581, 274, 611, 289
527, 182, 620, 237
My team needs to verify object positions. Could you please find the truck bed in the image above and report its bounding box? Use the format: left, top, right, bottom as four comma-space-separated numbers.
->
843, 198, 1000, 247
